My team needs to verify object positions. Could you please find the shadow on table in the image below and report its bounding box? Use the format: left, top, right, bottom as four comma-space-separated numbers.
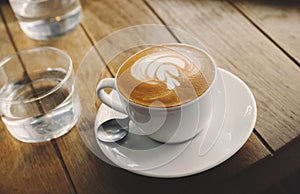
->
86, 135, 300, 194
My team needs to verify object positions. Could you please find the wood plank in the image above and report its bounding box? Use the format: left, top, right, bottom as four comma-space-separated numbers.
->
0, 7, 73, 194
0, 10, 14, 58
231, 0, 300, 64
80, 0, 162, 43
146, 0, 300, 151
56, 0, 270, 193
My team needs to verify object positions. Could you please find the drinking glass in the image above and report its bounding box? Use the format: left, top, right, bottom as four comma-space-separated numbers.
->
0, 47, 81, 143
8, 0, 82, 40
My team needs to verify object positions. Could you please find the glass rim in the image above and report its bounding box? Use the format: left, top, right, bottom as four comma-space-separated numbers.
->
0, 47, 73, 104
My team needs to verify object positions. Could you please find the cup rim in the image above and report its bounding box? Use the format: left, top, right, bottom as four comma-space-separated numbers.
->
114, 43, 217, 110
0, 47, 73, 104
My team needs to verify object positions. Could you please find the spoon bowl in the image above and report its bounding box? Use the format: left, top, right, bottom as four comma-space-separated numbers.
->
96, 117, 130, 142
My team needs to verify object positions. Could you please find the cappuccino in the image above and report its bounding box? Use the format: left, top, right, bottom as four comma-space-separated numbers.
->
117, 44, 212, 108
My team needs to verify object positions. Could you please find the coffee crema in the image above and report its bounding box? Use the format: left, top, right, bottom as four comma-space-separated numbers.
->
117, 44, 211, 108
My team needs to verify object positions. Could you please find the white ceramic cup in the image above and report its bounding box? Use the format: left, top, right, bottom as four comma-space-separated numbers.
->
96, 44, 217, 143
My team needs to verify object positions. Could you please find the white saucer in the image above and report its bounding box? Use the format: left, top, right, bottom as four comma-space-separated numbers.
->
94, 68, 256, 178
95, 68, 225, 171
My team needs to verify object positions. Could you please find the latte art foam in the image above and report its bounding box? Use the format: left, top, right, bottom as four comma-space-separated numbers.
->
117, 44, 211, 108
130, 52, 198, 90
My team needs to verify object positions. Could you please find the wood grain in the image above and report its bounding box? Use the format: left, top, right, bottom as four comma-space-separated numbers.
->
57, 0, 270, 194
80, 0, 161, 43
231, 0, 300, 64
0, 7, 73, 194
146, 0, 300, 151
0, 10, 14, 58
2, 0, 293, 193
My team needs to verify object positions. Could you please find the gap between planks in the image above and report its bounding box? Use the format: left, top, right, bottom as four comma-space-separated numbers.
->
253, 129, 275, 155
227, 0, 300, 67
0, 6, 77, 194
79, 23, 114, 77
143, 0, 181, 43
51, 140, 77, 194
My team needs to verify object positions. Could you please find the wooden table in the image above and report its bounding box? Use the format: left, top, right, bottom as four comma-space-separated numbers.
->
0, 0, 299, 193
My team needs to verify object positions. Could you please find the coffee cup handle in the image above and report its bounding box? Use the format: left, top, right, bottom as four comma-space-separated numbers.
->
96, 78, 127, 114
